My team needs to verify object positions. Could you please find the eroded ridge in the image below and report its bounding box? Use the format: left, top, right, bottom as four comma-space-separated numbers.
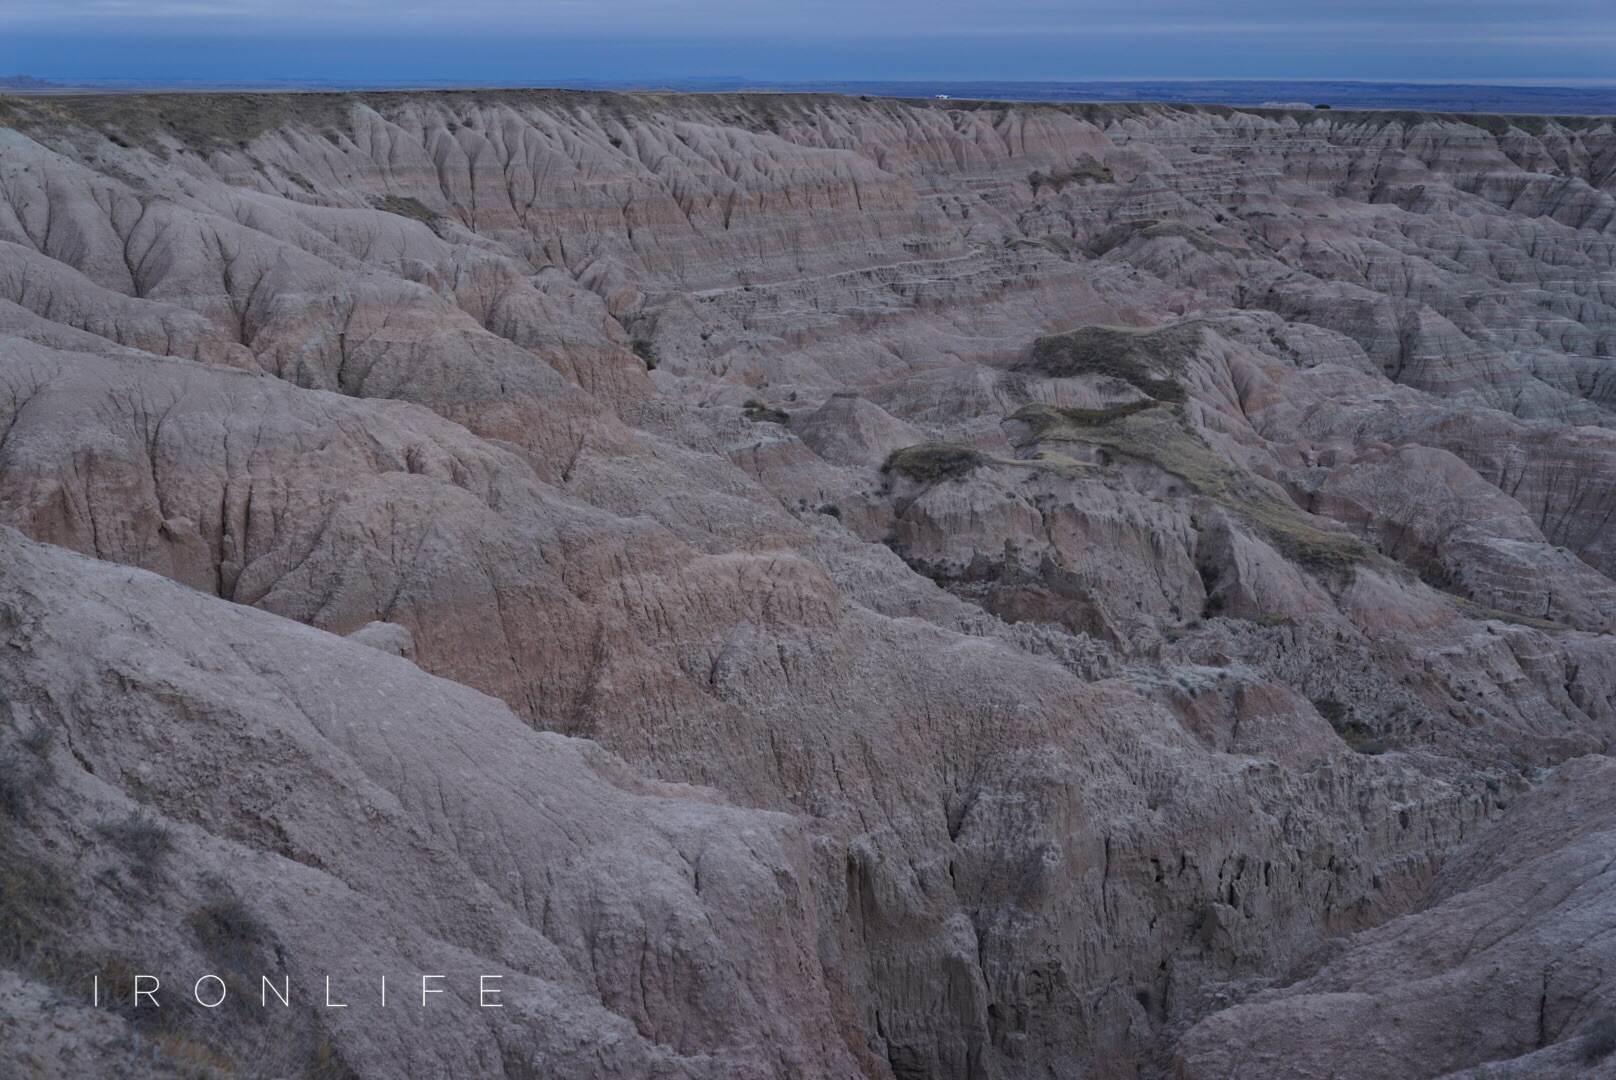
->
0, 90, 1612, 1079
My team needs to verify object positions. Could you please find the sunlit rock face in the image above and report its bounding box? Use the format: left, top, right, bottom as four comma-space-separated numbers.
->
0, 91, 1612, 1079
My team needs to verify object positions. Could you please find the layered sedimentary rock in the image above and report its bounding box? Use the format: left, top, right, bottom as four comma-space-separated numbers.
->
1174, 755, 1616, 1079
0, 90, 1612, 1078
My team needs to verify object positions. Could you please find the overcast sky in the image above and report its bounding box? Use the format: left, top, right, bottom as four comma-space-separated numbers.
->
4, 0, 1613, 83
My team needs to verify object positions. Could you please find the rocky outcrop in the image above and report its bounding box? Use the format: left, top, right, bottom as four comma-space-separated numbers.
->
0, 90, 1613, 1078
1173, 754, 1616, 1080
0, 528, 867, 1078
794, 391, 922, 468
1310, 445, 1616, 631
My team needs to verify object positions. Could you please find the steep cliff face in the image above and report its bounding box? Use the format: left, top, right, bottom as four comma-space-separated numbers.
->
0, 91, 1611, 1079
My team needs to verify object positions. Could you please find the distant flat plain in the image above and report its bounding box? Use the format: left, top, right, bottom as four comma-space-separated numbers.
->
3, 75, 1612, 114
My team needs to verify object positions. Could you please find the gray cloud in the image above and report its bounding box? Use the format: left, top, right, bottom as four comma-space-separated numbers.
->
6, 0, 1611, 39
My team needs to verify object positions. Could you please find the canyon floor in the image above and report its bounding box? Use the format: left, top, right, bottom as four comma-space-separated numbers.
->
0, 90, 1613, 1079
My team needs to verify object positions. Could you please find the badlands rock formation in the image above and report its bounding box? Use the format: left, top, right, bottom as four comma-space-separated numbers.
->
0, 90, 1612, 1078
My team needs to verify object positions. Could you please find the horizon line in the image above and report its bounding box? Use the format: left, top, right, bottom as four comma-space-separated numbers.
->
10, 76, 1616, 88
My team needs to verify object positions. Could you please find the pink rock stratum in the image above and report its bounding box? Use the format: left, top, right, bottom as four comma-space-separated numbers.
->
0, 90, 1612, 1078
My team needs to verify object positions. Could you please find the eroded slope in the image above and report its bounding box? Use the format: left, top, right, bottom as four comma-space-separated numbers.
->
0, 90, 1613, 1079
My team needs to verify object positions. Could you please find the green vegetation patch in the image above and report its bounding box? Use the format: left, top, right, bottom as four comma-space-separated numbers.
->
1012, 403, 1369, 573
1330, 716, 1388, 755
1006, 234, 1085, 259
1130, 219, 1247, 256
1028, 162, 1114, 193
97, 810, 174, 883
371, 195, 444, 228
742, 398, 789, 424
1039, 399, 1157, 427
1018, 323, 1200, 402
0, 831, 72, 981
1448, 594, 1567, 631
0, 92, 356, 154
882, 443, 987, 484
0, 741, 50, 823
1088, 219, 1247, 260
